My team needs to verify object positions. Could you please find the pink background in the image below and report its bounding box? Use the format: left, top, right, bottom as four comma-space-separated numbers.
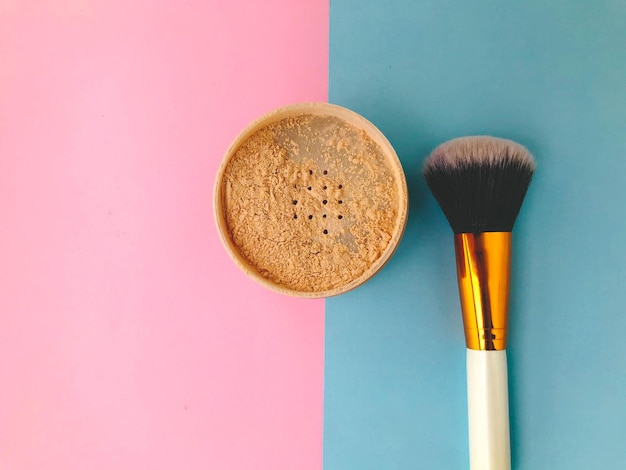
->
0, 1, 327, 468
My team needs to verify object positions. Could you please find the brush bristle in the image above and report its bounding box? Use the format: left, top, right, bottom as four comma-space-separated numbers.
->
423, 136, 535, 233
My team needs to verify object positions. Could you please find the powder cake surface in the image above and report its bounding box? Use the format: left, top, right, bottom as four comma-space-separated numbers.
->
221, 114, 400, 293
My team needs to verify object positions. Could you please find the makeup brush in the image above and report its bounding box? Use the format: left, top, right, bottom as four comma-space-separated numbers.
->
422, 136, 535, 470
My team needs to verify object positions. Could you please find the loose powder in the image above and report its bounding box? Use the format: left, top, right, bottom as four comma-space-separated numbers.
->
220, 113, 400, 293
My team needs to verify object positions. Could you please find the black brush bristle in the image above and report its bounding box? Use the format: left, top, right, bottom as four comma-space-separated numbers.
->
423, 136, 535, 234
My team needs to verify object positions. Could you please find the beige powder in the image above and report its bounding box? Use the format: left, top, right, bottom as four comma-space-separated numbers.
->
220, 114, 400, 293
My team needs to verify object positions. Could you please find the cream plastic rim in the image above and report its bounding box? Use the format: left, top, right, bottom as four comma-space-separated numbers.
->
213, 102, 408, 298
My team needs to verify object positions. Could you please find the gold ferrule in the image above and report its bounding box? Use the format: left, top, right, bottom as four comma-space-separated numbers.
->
454, 232, 512, 351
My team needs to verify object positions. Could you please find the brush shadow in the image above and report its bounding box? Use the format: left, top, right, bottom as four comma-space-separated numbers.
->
506, 216, 537, 470
507, 263, 523, 469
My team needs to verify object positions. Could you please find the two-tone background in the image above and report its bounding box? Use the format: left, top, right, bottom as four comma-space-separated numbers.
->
2, 1, 625, 468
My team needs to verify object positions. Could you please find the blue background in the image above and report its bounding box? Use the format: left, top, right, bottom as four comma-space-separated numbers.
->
324, 1, 626, 468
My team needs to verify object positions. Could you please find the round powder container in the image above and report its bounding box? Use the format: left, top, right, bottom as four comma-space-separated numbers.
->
214, 102, 408, 298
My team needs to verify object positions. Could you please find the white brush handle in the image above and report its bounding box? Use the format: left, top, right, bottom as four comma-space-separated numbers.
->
466, 349, 511, 470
